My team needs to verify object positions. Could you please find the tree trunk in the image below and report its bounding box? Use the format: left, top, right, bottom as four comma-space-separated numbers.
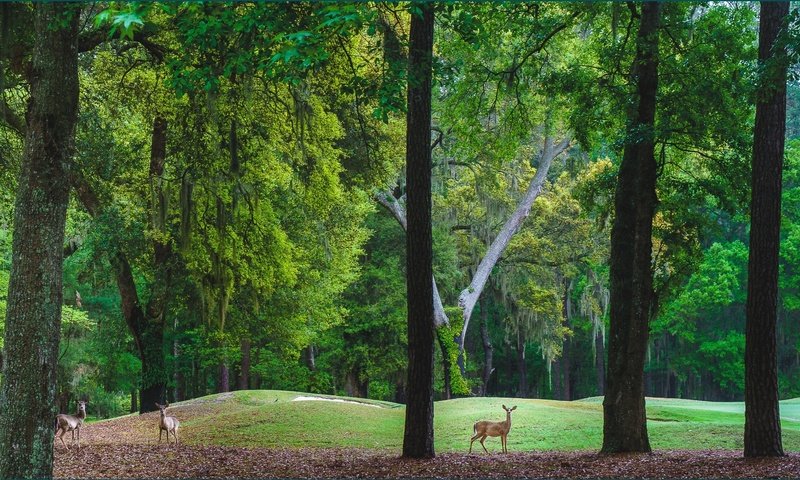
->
595, 329, 605, 396
402, 3, 435, 459
238, 339, 251, 390
480, 297, 494, 396
602, 2, 660, 454
130, 389, 138, 413
0, 5, 79, 478
218, 363, 230, 393
744, 0, 789, 458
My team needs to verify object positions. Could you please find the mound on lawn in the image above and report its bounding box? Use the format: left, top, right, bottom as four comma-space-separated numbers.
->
78, 390, 800, 452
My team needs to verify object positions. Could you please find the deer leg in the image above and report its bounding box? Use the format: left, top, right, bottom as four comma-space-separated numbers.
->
159, 428, 163, 444
58, 429, 68, 450
76, 427, 81, 451
479, 435, 489, 454
502, 434, 506, 453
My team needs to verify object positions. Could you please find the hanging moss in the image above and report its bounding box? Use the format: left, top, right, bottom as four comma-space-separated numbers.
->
436, 306, 470, 395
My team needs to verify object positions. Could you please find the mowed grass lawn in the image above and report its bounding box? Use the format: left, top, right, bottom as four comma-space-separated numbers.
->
117, 390, 800, 452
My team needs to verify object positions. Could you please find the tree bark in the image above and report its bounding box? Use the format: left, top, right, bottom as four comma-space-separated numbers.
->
130, 389, 138, 414
403, 2, 435, 459
744, 0, 789, 458
0, 5, 79, 478
602, 2, 660, 454
238, 339, 251, 390
218, 363, 230, 393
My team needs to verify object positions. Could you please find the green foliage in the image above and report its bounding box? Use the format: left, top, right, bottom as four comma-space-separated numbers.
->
437, 308, 470, 396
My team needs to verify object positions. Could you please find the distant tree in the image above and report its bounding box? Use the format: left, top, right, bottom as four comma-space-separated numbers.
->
744, 0, 790, 458
0, 4, 80, 477
403, 2, 436, 459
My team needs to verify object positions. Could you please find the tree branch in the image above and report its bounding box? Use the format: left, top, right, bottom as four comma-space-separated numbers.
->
78, 28, 167, 62
375, 189, 449, 328
0, 98, 25, 138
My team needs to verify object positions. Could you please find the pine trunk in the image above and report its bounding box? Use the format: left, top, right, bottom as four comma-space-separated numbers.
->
0, 5, 79, 477
402, 2, 435, 459
602, 2, 660, 454
744, 0, 789, 458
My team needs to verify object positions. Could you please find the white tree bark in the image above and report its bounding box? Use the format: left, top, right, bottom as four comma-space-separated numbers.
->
376, 135, 570, 344
375, 192, 450, 328
457, 136, 570, 348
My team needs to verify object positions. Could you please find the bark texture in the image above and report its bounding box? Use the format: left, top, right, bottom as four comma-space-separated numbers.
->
402, 3, 435, 459
0, 4, 79, 477
744, 0, 789, 458
602, 2, 660, 454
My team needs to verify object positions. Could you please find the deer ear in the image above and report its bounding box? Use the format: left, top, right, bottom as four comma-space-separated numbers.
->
512, 406, 517, 411
502, 404, 507, 409
154, 403, 160, 408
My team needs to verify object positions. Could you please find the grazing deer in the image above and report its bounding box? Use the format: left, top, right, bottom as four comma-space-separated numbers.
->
469, 404, 517, 454
155, 403, 180, 446
55, 400, 87, 451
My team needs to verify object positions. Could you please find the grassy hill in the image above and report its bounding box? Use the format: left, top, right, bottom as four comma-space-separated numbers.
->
85, 390, 800, 452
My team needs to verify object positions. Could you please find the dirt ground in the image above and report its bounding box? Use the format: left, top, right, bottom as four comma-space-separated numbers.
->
52, 406, 800, 479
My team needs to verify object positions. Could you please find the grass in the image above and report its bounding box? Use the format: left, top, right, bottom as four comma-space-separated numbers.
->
132, 390, 800, 452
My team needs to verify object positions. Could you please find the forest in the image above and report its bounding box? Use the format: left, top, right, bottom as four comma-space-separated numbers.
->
1, 1, 800, 477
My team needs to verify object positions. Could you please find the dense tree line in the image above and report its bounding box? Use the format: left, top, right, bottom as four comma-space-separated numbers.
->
0, 1, 798, 475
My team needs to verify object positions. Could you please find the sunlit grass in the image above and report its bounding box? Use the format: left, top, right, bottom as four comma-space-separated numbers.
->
127, 390, 800, 452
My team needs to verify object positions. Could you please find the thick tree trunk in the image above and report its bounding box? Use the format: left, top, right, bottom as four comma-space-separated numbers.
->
218, 363, 230, 393
480, 297, 494, 396
602, 2, 660, 454
239, 339, 251, 390
403, 3, 435, 459
130, 389, 138, 413
0, 5, 79, 478
744, 0, 789, 458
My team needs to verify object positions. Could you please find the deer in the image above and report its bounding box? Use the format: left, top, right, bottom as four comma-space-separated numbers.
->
155, 402, 180, 446
55, 400, 87, 451
469, 404, 517, 454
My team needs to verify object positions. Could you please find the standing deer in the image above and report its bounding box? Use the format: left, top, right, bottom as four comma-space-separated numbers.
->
156, 402, 179, 446
469, 404, 517, 454
55, 400, 87, 451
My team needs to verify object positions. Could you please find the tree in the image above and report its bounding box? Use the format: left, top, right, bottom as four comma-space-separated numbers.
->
602, 1, 661, 454
403, 2, 435, 459
0, 4, 79, 477
744, 0, 790, 458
